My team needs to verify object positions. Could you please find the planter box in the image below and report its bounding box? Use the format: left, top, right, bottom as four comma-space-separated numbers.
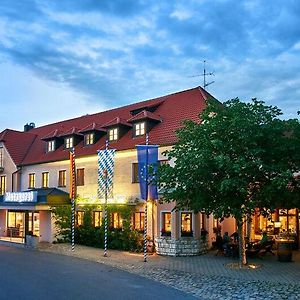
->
26, 235, 39, 248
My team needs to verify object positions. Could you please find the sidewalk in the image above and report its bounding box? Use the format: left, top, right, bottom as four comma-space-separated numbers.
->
38, 243, 300, 299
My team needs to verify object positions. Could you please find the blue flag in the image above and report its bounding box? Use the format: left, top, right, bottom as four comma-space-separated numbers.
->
137, 145, 158, 200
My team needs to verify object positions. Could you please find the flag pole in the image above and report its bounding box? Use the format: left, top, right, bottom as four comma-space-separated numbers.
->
70, 148, 76, 252
143, 133, 149, 262
104, 139, 109, 257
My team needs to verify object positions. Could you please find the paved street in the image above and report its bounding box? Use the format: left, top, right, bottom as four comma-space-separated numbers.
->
0, 245, 195, 300
38, 243, 300, 300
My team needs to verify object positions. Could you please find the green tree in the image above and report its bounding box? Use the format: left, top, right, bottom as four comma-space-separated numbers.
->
158, 98, 300, 266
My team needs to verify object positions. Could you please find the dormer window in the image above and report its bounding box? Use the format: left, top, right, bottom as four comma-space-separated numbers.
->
134, 122, 145, 137
109, 128, 118, 141
65, 137, 74, 149
84, 133, 94, 146
47, 140, 55, 152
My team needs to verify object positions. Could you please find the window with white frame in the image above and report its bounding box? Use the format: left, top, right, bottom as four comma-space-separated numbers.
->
108, 128, 118, 141
42, 172, 49, 188
134, 122, 145, 137
47, 140, 55, 152
28, 173, 35, 189
65, 137, 74, 149
0, 175, 6, 195
84, 133, 94, 146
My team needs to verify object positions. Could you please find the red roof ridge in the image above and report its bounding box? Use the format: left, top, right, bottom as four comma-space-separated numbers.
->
127, 110, 162, 123
59, 126, 82, 137
79, 122, 106, 133
102, 117, 132, 128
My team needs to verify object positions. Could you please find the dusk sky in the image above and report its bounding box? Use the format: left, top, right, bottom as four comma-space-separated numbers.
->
0, 0, 299, 132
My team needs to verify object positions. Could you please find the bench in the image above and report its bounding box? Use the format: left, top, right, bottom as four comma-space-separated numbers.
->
246, 240, 275, 258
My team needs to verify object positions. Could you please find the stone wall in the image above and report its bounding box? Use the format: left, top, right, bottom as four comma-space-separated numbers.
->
155, 236, 208, 256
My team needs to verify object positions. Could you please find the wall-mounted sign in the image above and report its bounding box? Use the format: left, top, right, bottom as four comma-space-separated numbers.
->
4, 191, 38, 203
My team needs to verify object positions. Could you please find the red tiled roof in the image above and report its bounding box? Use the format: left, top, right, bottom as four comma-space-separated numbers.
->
78, 123, 106, 133
41, 129, 63, 140
1, 86, 215, 166
0, 129, 37, 165
127, 110, 162, 123
58, 127, 83, 138
102, 117, 132, 128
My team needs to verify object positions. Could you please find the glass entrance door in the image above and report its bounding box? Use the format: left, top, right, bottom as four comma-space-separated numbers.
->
7, 211, 25, 238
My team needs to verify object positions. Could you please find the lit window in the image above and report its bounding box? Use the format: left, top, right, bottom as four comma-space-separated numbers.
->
42, 172, 49, 188
93, 211, 102, 227
161, 212, 171, 236
85, 133, 94, 146
133, 212, 144, 231
76, 211, 84, 226
28, 173, 35, 189
134, 122, 145, 136
109, 128, 118, 141
0, 175, 6, 195
181, 212, 193, 237
58, 170, 66, 187
111, 212, 122, 229
65, 137, 74, 149
47, 140, 55, 152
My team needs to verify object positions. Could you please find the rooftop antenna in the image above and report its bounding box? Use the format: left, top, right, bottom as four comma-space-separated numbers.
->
190, 60, 215, 90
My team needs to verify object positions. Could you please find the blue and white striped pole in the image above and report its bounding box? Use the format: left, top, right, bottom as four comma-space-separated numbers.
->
70, 148, 76, 252
144, 133, 149, 262
104, 139, 109, 257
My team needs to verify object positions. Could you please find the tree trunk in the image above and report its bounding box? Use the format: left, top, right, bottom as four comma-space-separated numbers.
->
237, 217, 247, 267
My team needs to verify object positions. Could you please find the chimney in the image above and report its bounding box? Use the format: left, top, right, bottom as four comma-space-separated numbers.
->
24, 122, 35, 132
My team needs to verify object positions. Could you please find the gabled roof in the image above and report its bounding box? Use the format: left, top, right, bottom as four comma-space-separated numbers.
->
78, 123, 106, 134
41, 129, 63, 141
1, 86, 215, 166
0, 129, 36, 165
102, 117, 132, 128
58, 127, 83, 138
127, 110, 162, 123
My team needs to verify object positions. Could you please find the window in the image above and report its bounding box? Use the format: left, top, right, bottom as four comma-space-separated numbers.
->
134, 122, 145, 137
132, 163, 139, 183
161, 212, 171, 236
76, 211, 84, 226
84, 133, 94, 146
0, 176, 6, 195
47, 140, 55, 152
76, 168, 84, 186
111, 212, 122, 229
109, 128, 118, 141
0, 147, 3, 168
42, 172, 49, 188
181, 212, 193, 237
93, 211, 102, 227
58, 170, 66, 187
65, 137, 74, 149
28, 173, 35, 189
133, 212, 144, 231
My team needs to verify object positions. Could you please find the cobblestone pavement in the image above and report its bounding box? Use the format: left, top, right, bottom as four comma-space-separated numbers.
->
39, 243, 300, 300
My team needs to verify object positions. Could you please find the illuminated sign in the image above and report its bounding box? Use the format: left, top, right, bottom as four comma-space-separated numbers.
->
4, 191, 38, 203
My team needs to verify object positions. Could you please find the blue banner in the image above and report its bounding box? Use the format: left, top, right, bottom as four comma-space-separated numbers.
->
137, 145, 158, 200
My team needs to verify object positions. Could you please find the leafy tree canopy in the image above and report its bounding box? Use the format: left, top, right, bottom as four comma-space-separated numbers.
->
158, 98, 300, 221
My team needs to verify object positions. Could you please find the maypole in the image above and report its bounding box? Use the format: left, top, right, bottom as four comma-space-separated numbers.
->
98, 140, 115, 258
69, 148, 76, 252
104, 140, 109, 257
143, 133, 149, 262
